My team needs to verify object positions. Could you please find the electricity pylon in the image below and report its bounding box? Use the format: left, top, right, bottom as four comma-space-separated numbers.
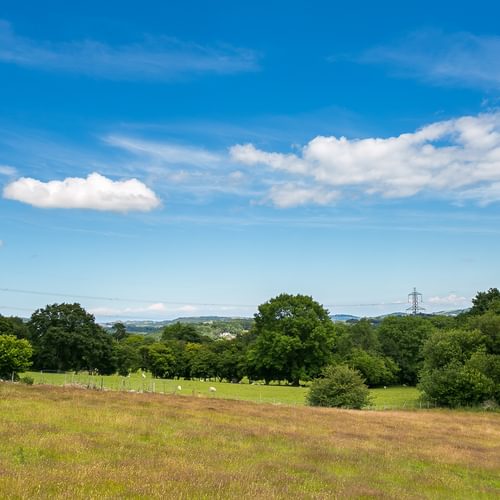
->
407, 287, 425, 315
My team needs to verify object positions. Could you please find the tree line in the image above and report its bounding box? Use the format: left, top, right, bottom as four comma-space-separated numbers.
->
1, 289, 499, 407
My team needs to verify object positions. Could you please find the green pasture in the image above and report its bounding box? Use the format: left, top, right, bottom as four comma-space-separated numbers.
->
23, 371, 421, 409
1, 383, 499, 499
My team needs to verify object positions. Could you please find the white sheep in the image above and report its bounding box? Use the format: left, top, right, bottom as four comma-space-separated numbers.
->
141, 372, 146, 379
177, 385, 182, 391
209, 386, 217, 393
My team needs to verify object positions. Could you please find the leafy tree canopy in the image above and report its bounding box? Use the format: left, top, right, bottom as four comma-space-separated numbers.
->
470, 288, 500, 316
418, 328, 499, 407
28, 303, 115, 374
0, 316, 29, 340
247, 294, 336, 385
377, 316, 435, 385
161, 322, 210, 344
0, 334, 33, 379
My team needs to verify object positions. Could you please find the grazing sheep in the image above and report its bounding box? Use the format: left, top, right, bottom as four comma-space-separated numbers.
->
177, 385, 182, 391
209, 386, 217, 393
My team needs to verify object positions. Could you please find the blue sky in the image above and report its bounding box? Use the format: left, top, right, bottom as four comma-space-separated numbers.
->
1, 0, 500, 320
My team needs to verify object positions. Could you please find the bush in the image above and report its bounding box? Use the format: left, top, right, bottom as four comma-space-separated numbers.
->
419, 363, 495, 407
0, 335, 33, 379
418, 329, 498, 407
19, 376, 34, 385
307, 364, 371, 409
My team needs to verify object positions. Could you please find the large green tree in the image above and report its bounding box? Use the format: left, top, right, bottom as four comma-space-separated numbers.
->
28, 303, 116, 374
377, 316, 435, 385
469, 288, 500, 316
247, 294, 336, 385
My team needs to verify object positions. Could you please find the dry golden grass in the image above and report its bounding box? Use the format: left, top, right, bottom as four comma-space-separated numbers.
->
0, 382, 499, 499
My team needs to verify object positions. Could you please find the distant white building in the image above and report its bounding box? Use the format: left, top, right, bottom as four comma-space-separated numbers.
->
218, 331, 236, 340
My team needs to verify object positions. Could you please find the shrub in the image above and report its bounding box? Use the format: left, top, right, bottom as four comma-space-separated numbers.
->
19, 376, 34, 385
418, 329, 498, 407
307, 364, 371, 409
0, 335, 33, 379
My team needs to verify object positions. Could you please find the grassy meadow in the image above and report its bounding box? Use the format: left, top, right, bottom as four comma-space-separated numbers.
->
0, 382, 499, 499
23, 371, 422, 409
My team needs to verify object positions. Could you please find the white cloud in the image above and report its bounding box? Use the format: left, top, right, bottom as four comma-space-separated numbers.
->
89, 302, 198, 317
105, 135, 221, 167
230, 112, 500, 205
361, 29, 500, 89
0, 240, 3, 247
3, 172, 161, 212
0, 20, 258, 80
0, 164, 16, 176
428, 294, 469, 306
147, 303, 167, 312
266, 183, 339, 208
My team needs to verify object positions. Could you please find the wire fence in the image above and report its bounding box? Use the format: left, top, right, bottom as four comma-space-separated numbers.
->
9, 370, 498, 412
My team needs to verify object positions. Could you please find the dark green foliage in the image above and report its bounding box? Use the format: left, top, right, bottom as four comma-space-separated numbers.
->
307, 364, 371, 409
28, 303, 116, 374
187, 343, 218, 379
211, 339, 246, 382
347, 348, 399, 387
247, 294, 336, 385
161, 322, 210, 344
419, 363, 495, 407
111, 322, 128, 341
469, 288, 500, 316
378, 316, 435, 385
114, 343, 142, 376
467, 312, 500, 355
19, 375, 34, 385
418, 328, 499, 407
0, 316, 30, 340
0, 335, 33, 379
146, 343, 177, 379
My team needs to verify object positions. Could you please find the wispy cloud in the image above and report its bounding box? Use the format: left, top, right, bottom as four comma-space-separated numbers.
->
3, 172, 161, 212
360, 29, 500, 89
0, 164, 16, 176
104, 135, 222, 167
265, 183, 339, 208
231, 112, 500, 206
0, 20, 258, 80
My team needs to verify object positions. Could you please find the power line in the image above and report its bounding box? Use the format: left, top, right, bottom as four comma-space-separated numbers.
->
0, 287, 405, 309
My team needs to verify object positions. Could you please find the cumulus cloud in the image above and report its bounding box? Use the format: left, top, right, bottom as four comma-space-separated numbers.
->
428, 294, 469, 306
3, 172, 161, 212
0, 20, 258, 80
360, 29, 500, 89
230, 112, 500, 205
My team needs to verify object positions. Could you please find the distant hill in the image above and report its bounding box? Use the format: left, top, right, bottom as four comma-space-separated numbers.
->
101, 308, 471, 333
330, 314, 360, 322
100, 316, 253, 335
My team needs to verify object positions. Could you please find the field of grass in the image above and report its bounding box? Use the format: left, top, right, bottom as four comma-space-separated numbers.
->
23, 371, 421, 409
0, 383, 499, 498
